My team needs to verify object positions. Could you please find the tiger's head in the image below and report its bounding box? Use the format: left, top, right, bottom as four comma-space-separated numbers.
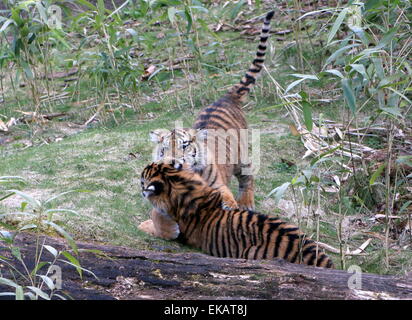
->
141, 161, 208, 220
149, 128, 208, 171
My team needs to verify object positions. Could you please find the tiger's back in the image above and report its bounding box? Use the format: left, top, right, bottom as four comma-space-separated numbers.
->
141, 162, 334, 268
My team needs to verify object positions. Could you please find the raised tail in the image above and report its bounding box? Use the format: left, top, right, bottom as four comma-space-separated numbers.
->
229, 10, 275, 101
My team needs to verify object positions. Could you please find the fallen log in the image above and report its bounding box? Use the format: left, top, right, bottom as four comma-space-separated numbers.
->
0, 233, 411, 300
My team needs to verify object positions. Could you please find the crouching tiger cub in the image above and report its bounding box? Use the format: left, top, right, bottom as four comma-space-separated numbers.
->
141, 162, 334, 268
138, 11, 275, 240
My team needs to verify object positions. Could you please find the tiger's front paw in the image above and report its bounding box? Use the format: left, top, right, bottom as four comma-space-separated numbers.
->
138, 219, 156, 236
238, 204, 254, 211
221, 196, 239, 211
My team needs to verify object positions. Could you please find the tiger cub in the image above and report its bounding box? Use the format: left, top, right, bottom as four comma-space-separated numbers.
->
141, 162, 334, 268
139, 11, 275, 240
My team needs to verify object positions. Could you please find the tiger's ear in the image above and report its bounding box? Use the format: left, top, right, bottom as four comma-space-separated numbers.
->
149, 129, 170, 143
195, 129, 208, 142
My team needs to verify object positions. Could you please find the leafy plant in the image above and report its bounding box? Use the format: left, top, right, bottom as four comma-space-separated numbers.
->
0, 177, 96, 300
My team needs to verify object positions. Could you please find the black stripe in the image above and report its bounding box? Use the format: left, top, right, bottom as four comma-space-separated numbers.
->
198, 107, 243, 129
195, 119, 233, 130
248, 67, 261, 73
203, 208, 220, 250
260, 36, 268, 42
307, 253, 317, 266
208, 170, 218, 188
326, 258, 334, 268
288, 243, 299, 263
221, 219, 228, 258
238, 212, 247, 257
198, 113, 235, 128
244, 73, 256, 84
236, 87, 250, 95
262, 220, 281, 259
243, 246, 252, 259
214, 217, 222, 257
258, 45, 267, 51
229, 213, 239, 258
202, 166, 213, 183
256, 52, 265, 57
302, 243, 316, 260
316, 254, 327, 267
247, 214, 256, 246
266, 11, 275, 21
273, 230, 283, 258
253, 58, 265, 66
283, 237, 296, 260
204, 107, 217, 113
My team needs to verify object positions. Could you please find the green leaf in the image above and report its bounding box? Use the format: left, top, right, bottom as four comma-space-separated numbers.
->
379, 107, 402, 117
310, 145, 342, 167
378, 73, 403, 88
267, 182, 290, 204
38, 275, 55, 290
365, 0, 384, 10
399, 201, 412, 215
184, 6, 192, 33
97, 0, 106, 17
168, 7, 177, 24
58, 258, 98, 280
44, 209, 79, 217
7, 189, 41, 209
44, 189, 90, 206
75, 0, 97, 10
30, 261, 49, 276
42, 221, 78, 254
285, 78, 305, 93
0, 192, 15, 202
61, 251, 82, 278
349, 64, 368, 80
43, 245, 59, 258
341, 79, 357, 114
396, 156, 412, 167
327, 8, 348, 45
11, 247, 22, 261
325, 44, 361, 65
302, 101, 313, 132
18, 224, 37, 231
230, 0, 245, 20
369, 163, 386, 185
322, 69, 344, 79
290, 74, 319, 80
27, 286, 50, 300
0, 19, 16, 33
0, 277, 19, 288
378, 28, 398, 48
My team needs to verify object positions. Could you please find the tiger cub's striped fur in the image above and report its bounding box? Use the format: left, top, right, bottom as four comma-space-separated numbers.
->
139, 11, 275, 240
141, 162, 334, 268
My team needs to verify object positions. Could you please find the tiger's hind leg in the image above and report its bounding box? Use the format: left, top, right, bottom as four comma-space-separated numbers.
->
138, 208, 180, 240
235, 172, 255, 211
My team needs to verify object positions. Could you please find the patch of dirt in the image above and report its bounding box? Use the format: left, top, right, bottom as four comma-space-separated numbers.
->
1, 189, 50, 208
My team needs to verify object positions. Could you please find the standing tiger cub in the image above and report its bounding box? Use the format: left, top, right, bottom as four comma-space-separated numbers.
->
141, 162, 334, 268
138, 11, 275, 240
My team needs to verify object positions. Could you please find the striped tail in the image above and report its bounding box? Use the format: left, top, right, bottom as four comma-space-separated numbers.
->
300, 238, 334, 268
230, 10, 275, 100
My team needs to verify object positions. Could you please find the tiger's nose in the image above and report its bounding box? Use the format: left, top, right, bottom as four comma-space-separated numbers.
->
142, 190, 150, 198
